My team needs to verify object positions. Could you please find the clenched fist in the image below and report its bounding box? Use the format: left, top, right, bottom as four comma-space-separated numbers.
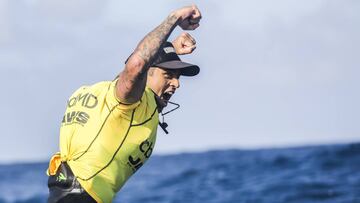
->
172, 5, 201, 30
172, 32, 197, 55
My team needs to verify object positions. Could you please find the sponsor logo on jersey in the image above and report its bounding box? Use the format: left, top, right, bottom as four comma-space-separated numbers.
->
127, 139, 154, 172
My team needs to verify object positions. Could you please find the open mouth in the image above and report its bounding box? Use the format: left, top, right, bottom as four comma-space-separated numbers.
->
161, 91, 174, 102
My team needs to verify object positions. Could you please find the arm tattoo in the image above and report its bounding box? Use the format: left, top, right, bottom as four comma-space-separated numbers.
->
135, 14, 179, 69
118, 13, 179, 103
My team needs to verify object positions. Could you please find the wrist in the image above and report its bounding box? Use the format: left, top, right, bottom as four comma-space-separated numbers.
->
168, 11, 181, 25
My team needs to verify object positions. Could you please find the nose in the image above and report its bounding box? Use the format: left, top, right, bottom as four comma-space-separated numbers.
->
171, 78, 180, 89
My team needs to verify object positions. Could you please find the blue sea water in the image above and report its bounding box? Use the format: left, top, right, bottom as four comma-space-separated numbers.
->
0, 143, 359, 203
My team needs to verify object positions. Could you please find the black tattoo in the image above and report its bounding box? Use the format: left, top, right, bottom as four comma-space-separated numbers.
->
117, 13, 180, 103
135, 14, 179, 68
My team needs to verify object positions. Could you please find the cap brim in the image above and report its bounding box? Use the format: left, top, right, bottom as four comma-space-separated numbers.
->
155, 60, 200, 76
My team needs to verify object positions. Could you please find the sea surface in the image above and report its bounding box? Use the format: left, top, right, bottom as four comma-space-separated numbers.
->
0, 143, 359, 203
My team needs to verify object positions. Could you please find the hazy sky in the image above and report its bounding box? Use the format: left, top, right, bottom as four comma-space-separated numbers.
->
0, 0, 359, 163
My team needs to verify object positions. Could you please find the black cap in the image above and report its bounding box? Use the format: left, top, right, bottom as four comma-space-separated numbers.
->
126, 42, 200, 76
152, 42, 200, 76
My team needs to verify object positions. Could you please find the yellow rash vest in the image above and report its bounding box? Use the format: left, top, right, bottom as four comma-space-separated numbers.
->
48, 79, 159, 203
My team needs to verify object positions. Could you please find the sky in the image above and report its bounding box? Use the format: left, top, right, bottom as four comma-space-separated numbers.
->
0, 0, 359, 163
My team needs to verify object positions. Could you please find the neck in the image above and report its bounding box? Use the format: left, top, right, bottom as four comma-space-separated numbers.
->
150, 88, 166, 112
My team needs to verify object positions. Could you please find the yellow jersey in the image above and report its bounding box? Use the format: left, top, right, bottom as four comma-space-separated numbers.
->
49, 79, 159, 203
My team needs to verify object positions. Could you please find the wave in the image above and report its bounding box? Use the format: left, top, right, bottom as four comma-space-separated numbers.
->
0, 142, 359, 203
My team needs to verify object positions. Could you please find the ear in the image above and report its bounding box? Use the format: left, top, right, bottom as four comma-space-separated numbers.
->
148, 67, 155, 76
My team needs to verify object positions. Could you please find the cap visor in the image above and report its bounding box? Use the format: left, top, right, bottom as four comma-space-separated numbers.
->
155, 60, 200, 76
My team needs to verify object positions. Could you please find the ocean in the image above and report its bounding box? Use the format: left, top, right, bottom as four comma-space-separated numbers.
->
0, 143, 359, 203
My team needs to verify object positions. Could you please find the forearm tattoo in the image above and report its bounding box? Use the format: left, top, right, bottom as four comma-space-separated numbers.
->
119, 13, 179, 102
135, 14, 179, 69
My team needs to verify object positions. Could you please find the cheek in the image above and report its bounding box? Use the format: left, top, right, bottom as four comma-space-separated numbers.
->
161, 80, 171, 91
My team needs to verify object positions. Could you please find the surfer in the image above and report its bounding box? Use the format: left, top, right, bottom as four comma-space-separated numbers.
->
46, 4, 201, 203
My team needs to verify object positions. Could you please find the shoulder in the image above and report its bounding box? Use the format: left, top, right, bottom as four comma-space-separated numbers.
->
66, 80, 112, 109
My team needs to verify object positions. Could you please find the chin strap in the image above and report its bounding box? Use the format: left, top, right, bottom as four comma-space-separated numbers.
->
159, 101, 180, 134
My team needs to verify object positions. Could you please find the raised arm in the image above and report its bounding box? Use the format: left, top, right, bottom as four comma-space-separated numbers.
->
116, 5, 201, 104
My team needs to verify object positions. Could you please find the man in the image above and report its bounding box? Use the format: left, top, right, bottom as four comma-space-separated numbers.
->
47, 5, 202, 203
